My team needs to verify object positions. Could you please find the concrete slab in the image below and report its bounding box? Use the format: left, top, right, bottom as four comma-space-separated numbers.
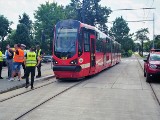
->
112, 83, 142, 90
1, 56, 160, 120
83, 82, 113, 89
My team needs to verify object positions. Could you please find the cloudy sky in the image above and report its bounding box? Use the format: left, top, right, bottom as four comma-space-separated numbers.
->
0, 0, 159, 39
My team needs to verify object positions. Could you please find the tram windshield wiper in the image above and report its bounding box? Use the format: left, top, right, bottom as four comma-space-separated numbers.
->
56, 26, 63, 40
64, 43, 75, 57
67, 43, 75, 53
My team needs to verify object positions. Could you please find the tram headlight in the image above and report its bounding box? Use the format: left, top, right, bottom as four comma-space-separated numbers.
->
53, 58, 58, 64
70, 59, 78, 65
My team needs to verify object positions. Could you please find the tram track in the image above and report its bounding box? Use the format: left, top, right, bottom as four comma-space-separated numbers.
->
136, 55, 160, 106
14, 79, 85, 120
0, 77, 56, 103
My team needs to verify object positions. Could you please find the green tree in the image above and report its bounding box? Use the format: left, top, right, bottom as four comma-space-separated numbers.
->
5, 29, 16, 47
19, 13, 32, 31
66, 0, 111, 33
109, 16, 134, 55
154, 35, 160, 49
34, 2, 66, 54
144, 41, 152, 52
0, 15, 12, 50
14, 24, 31, 48
12, 13, 32, 48
134, 43, 141, 52
135, 28, 149, 56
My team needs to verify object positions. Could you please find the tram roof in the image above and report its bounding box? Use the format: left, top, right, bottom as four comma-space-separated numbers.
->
56, 19, 120, 45
81, 22, 121, 45
81, 22, 110, 39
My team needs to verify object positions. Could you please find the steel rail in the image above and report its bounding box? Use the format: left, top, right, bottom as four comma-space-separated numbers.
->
14, 80, 84, 120
0, 77, 56, 103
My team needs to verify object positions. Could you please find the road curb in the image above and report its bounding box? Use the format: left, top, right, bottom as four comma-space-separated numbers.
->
0, 75, 55, 94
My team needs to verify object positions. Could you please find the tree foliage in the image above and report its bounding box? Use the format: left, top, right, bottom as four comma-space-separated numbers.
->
19, 13, 32, 31
154, 35, 160, 49
5, 30, 16, 46
109, 16, 134, 55
14, 24, 31, 47
65, 0, 111, 33
143, 41, 152, 52
34, 2, 66, 53
135, 28, 149, 41
9, 13, 32, 48
0, 15, 12, 49
135, 28, 149, 56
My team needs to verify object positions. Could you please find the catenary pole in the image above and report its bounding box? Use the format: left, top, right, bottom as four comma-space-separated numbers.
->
152, 13, 155, 49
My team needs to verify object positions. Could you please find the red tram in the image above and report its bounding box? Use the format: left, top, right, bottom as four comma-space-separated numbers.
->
52, 19, 121, 79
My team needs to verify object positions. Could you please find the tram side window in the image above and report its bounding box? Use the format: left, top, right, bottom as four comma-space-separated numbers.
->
96, 33, 102, 52
112, 43, 115, 53
84, 32, 90, 52
106, 38, 111, 52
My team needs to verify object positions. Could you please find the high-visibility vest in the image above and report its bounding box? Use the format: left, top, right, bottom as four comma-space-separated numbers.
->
14, 48, 24, 62
0, 51, 3, 62
36, 49, 41, 57
36, 49, 42, 60
26, 52, 37, 67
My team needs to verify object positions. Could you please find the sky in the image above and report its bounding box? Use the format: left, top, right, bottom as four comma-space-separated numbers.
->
0, 0, 159, 39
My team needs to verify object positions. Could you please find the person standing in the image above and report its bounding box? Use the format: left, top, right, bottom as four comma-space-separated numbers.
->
25, 47, 40, 89
21, 44, 27, 79
5, 45, 14, 80
9, 44, 24, 81
35, 45, 44, 78
0, 47, 3, 79
5, 46, 9, 78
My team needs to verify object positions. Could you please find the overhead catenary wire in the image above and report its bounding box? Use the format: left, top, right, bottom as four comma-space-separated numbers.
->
112, 7, 155, 11
108, 19, 153, 23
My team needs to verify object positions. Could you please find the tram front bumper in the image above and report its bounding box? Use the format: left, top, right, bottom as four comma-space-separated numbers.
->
53, 65, 82, 72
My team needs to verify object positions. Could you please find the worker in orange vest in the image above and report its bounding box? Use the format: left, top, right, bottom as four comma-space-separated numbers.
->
9, 44, 24, 81
21, 44, 27, 79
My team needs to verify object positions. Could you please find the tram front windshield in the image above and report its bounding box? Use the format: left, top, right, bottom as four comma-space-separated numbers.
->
54, 22, 78, 59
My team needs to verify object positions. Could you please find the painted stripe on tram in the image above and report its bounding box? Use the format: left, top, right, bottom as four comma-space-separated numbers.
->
80, 63, 90, 69
80, 60, 112, 69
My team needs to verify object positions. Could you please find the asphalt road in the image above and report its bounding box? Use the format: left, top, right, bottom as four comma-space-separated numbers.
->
0, 56, 160, 120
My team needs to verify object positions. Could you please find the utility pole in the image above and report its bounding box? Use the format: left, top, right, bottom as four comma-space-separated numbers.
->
81, 0, 90, 23
152, 13, 155, 49
82, 0, 85, 23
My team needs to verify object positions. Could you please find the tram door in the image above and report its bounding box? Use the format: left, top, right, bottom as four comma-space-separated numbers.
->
90, 34, 96, 73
